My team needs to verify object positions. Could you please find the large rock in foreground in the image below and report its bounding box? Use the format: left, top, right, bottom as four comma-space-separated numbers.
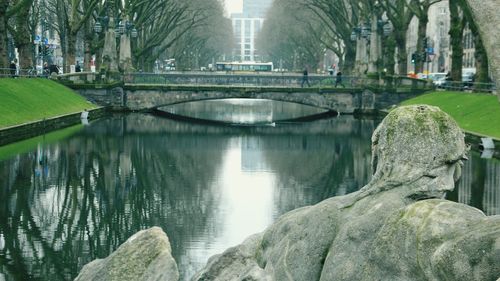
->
193, 105, 500, 280
75, 227, 179, 281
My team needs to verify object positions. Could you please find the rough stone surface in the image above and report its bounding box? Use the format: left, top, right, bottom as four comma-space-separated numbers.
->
192, 105, 500, 280
74, 227, 179, 281
465, 0, 500, 101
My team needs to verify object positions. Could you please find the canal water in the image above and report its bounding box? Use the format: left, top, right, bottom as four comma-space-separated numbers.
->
0, 101, 499, 281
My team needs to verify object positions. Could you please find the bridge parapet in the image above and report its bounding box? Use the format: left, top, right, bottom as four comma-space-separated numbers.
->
58, 71, 431, 90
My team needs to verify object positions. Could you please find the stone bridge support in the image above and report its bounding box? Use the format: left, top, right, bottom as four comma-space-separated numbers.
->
466, 0, 500, 101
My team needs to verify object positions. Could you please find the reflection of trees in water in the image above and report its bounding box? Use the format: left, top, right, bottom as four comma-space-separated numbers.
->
1, 113, 499, 281
260, 117, 376, 215
0, 115, 227, 281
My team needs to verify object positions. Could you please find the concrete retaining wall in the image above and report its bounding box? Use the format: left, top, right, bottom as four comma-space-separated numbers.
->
0, 108, 107, 146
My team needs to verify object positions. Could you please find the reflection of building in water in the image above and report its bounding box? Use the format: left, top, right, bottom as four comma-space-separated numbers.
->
457, 156, 500, 216
241, 137, 270, 172
457, 158, 473, 205
483, 161, 500, 215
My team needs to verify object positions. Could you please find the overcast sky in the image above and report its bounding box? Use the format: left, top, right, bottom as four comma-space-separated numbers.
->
225, 0, 243, 15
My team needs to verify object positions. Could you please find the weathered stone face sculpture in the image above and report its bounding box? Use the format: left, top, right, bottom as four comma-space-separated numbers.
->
465, 0, 500, 101
193, 105, 500, 281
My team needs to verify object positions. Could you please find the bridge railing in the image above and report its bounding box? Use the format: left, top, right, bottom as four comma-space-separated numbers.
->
124, 72, 431, 89
56, 71, 433, 91
436, 80, 497, 93
0, 67, 49, 78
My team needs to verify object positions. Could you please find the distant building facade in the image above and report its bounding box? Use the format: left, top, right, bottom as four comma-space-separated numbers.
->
242, 0, 272, 18
231, 0, 272, 62
406, 0, 477, 75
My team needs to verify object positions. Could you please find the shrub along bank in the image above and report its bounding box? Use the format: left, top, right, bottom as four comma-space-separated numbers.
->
401, 91, 500, 139
0, 78, 96, 129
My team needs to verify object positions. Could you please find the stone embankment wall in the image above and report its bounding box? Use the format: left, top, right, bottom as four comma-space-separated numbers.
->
0, 108, 106, 146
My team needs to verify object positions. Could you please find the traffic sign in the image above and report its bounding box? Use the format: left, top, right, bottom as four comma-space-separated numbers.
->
44, 38, 49, 45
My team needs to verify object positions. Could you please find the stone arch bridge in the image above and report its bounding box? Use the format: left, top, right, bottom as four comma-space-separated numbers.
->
72, 84, 426, 114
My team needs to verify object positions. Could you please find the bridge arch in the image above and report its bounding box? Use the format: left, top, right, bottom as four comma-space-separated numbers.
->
139, 91, 337, 111
124, 86, 360, 113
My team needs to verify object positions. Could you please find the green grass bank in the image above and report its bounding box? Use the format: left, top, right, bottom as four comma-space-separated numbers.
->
0, 78, 96, 129
401, 91, 500, 139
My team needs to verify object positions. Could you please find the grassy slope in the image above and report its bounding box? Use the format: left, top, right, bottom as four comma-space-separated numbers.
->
401, 91, 500, 139
0, 78, 96, 128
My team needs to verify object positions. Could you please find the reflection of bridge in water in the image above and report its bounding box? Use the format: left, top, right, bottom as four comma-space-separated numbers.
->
88, 113, 377, 139
87, 113, 500, 217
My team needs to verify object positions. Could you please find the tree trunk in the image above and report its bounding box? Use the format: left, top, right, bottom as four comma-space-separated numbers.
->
0, 1, 8, 68
13, 3, 33, 69
67, 31, 77, 70
59, 31, 67, 72
464, 0, 500, 101
84, 39, 92, 71
472, 29, 490, 92
83, 21, 92, 71
383, 35, 396, 76
394, 29, 408, 75
343, 45, 356, 75
449, 0, 466, 81
415, 14, 429, 74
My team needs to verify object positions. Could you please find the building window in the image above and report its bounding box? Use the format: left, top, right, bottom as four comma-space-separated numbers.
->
254, 21, 261, 34
245, 20, 251, 36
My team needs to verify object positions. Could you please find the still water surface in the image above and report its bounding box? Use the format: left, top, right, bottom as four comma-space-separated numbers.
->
0, 106, 499, 280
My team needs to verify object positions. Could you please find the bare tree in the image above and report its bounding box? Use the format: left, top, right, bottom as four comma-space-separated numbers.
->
379, 0, 414, 75
407, 0, 442, 73
448, 0, 466, 81
301, 0, 361, 74
257, 0, 327, 71
0, 0, 9, 67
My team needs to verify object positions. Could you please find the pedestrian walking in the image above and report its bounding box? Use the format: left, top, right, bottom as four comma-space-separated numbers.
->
9, 60, 17, 77
301, 68, 310, 88
75, 62, 82, 73
335, 71, 345, 88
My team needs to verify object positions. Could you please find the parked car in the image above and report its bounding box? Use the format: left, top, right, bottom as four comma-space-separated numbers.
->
428, 72, 447, 87
462, 73, 475, 89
